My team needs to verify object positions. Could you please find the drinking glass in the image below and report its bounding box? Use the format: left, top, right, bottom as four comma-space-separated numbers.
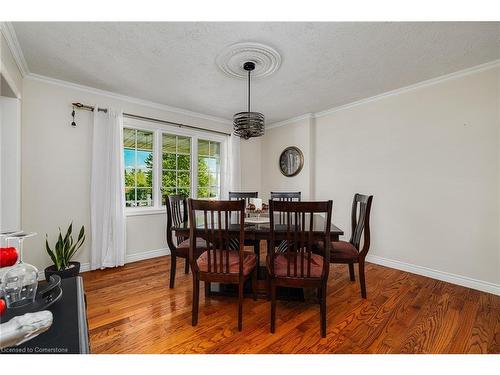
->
1, 232, 39, 308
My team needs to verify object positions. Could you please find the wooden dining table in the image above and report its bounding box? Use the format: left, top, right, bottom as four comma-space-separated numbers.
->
172, 213, 344, 299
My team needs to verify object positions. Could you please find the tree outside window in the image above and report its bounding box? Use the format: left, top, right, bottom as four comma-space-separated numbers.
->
197, 139, 221, 199
162, 134, 191, 199
124, 128, 154, 207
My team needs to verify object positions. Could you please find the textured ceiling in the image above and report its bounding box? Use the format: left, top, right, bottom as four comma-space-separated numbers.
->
13, 22, 500, 124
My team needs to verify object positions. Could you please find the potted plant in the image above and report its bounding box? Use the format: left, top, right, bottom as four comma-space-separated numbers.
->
44, 223, 85, 281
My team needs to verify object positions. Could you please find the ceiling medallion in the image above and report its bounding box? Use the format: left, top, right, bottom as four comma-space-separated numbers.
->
216, 42, 281, 79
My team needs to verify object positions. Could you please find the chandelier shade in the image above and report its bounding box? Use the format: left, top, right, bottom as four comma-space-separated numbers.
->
233, 111, 265, 139
233, 61, 265, 139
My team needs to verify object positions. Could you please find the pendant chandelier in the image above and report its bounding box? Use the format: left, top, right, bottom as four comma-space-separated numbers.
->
233, 61, 265, 139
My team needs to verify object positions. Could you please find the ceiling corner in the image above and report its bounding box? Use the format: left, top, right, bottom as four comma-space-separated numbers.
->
1, 22, 30, 77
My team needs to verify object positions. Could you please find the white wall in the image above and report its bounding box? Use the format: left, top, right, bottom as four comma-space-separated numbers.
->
0, 26, 23, 233
259, 116, 313, 201
240, 137, 262, 194
0, 97, 21, 231
241, 64, 500, 293
21, 77, 232, 271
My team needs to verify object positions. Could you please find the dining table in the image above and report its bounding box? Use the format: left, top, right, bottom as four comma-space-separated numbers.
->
172, 212, 344, 300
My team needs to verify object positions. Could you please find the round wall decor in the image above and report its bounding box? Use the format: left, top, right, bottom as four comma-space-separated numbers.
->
279, 146, 304, 177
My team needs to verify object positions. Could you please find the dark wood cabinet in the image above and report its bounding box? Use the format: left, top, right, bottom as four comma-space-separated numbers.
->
2, 276, 90, 354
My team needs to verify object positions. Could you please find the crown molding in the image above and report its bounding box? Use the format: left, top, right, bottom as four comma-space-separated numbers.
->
266, 113, 314, 130
267, 59, 500, 128
0, 22, 29, 77
0, 61, 22, 99
25, 73, 233, 126
315, 59, 500, 119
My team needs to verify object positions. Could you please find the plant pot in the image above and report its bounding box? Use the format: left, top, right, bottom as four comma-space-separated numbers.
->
44, 261, 80, 281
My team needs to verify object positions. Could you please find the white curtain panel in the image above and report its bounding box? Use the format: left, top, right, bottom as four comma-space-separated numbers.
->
90, 107, 126, 269
222, 134, 241, 199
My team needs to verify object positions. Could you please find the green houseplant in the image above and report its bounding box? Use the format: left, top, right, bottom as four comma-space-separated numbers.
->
44, 223, 85, 280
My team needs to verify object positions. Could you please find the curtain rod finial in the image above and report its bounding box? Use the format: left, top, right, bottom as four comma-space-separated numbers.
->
71, 105, 77, 127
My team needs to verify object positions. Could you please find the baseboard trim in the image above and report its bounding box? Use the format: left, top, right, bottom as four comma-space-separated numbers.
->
366, 254, 500, 296
37, 247, 171, 279
125, 247, 171, 264
37, 249, 499, 296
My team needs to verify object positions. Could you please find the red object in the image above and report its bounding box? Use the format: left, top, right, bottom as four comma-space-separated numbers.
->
0, 299, 5, 316
0, 247, 18, 267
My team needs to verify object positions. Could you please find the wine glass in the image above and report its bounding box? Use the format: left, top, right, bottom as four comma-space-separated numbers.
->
5, 232, 37, 263
0, 231, 23, 295
0, 230, 23, 248
1, 232, 39, 308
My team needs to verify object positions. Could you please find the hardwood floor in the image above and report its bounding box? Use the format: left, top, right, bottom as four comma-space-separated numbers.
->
82, 249, 499, 354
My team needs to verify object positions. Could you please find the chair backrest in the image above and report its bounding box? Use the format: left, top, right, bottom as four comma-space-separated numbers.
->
270, 192, 301, 224
188, 199, 245, 275
229, 192, 258, 224
349, 193, 373, 255
229, 191, 258, 206
270, 191, 301, 202
166, 195, 188, 249
268, 200, 332, 279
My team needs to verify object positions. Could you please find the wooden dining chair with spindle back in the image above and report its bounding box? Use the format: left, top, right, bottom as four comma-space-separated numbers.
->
188, 199, 258, 331
267, 199, 333, 337
229, 191, 261, 262
314, 193, 373, 298
270, 192, 302, 252
165, 195, 208, 288
229, 191, 258, 207
270, 191, 302, 204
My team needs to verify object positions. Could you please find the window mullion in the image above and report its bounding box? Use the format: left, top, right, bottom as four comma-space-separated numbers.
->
192, 136, 198, 199
153, 130, 161, 209
175, 136, 179, 195
134, 129, 138, 206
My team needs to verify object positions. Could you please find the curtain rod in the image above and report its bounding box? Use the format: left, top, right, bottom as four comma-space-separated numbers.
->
71, 102, 232, 136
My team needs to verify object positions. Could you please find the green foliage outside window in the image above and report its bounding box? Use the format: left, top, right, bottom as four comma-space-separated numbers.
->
124, 129, 222, 206
124, 128, 153, 207
197, 139, 220, 198
162, 134, 191, 198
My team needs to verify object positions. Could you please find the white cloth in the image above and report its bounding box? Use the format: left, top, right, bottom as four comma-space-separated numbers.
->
90, 108, 126, 269
0, 311, 53, 349
222, 134, 241, 199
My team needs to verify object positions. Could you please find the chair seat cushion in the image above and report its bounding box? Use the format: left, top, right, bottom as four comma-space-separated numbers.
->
332, 241, 359, 260
177, 237, 208, 250
197, 250, 257, 275
175, 237, 208, 257
313, 240, 359, 261
266, 252, 324, 278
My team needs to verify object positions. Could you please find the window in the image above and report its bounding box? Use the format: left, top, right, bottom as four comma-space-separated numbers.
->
162, 133, 191, 198
123, 120, 226, 213
197, 139, 221, 199
123, 128, 154, 207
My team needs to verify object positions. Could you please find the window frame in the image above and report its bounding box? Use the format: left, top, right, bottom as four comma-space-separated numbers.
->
123, 127, 155, 208
123, 117, 227, 216
161, 133, 192, 199
196, 138, 222, 199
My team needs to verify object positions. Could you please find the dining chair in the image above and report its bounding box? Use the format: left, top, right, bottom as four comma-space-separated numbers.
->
229, 191, 261, 262
270, 191, 301, 202
229, 191, 258, 209
270, 192, 302, 252
165, 195, 208, 288
188, 198, 258, 331
267, 199, 333, 337
314, 193, 373, 298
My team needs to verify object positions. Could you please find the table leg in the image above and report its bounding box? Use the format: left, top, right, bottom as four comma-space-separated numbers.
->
253, 240, 261, 266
